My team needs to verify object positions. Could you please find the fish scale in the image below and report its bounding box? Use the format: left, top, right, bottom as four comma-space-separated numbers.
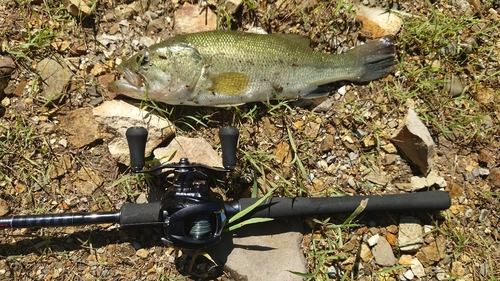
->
109, 30, 397, 106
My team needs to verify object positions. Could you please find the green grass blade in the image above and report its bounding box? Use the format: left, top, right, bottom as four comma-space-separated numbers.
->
225, 217, 274, 232
227, 186, 277, 225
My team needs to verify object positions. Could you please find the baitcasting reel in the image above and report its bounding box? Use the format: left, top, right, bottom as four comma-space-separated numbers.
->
124, 126, 239, 248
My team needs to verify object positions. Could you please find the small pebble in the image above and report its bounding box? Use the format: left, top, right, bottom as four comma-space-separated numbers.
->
348, 152, 358, 161
367, 234, 380, 246
403, 269, 414, 280
472, 167, 489, 177
327, 265, 337, 278
136, 248, 149, 259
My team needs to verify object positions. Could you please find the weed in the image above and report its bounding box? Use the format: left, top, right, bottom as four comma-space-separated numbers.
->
292, 199, 366, 280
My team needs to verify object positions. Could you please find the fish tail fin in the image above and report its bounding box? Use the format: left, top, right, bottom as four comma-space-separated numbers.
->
348, 36, 397, 82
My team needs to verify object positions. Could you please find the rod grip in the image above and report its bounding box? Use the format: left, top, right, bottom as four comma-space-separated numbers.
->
236, 191, 451, 218
219, 127, 239, 169
126, 127, 148, 171
120, 202, 163, 227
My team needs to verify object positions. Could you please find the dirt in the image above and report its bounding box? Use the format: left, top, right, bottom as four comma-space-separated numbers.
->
0, 0, 499, 280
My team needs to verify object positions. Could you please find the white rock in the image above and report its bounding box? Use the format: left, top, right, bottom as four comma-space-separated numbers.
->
93, 100, 175, 165
246, 26, 268, 35
409, 171, 447, 191
367, 233, 380, 246
398, 216, 423, 252
355, 5, 403, 38
423, 225, 434, 234
403, 269, 415, 280
337, 85, 347, 96
154, 136, 222, 168
410, 258, 426, 277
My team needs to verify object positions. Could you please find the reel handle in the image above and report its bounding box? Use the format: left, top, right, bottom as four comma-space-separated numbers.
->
126, 127, 148, 172
219, 127, 239, 169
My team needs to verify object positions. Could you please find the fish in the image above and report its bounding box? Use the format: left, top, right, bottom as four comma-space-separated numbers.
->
108, 30, 397, 106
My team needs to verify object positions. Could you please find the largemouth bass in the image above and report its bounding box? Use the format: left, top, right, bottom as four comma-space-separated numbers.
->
108, 31, 396, 106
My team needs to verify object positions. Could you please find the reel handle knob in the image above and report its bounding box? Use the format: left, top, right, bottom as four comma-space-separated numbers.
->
126, 127, 148, 172
219, 127, 239, 169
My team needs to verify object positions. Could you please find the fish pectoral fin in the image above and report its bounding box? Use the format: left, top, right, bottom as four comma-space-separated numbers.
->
301, 87, 330, 99
213, 103, 246, 107
211, 72, 250, 96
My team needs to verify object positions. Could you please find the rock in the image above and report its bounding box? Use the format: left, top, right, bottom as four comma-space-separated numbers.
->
478, 209, 490, 225
355, 5, 403, 38
360, 243, 373, 262
208, 218, 305, 281
225, 0, 243, 14
274, 141, 292, 164
365, 172, 389, 186
153, 136, 222, 168
410, 258, 426, 277
367, 233, 380, 246
407, 171, 447, 191
444, 75, 465, 97
398, 216, 423, 252
415, 236, 446, 266
93, 100, 175, 165
472, 167, 489, 177
0, 78, 7, 98
74, 167, 103, 196
386, 232, 397, 246
90, 63, 108, 76
372, 236, 396, 266
399, 254, 413, 265
37, 58, 73, 101
311, 97, 334, 112
487, 168, 500, 187
478, 148, 492, 166
173, 3, 217, 35
320, 134, 334, 153
50, 41, 69, 53
303, 121, 321, 139
327, 265, 338, 278
66, 0, 95, 17
49, 155, 72, 179
403, 269, 414, 280
114, 0, 149, 19
391, 108, 436, 175
136, 248, 149, 259
0, 198, 9, 216
60, 108, 100, 148
384, 153, 398, 165
0, 56, 15, 76
447, 182, 464, 198
70, 41, 87, 55
451, 261, 466, 277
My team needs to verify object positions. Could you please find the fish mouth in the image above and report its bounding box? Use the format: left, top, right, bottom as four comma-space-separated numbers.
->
120, 66, 143, 87
108, 67, 146, 93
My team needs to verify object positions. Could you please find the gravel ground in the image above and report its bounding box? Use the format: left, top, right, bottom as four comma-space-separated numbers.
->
0, 0, 499, 280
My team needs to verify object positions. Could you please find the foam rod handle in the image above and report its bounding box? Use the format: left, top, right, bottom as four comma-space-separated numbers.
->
237, 191, 451, 218
126, 127, 148, 171
219, 127, 239, 169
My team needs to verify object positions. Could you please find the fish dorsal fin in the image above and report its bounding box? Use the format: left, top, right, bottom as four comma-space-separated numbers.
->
211, 72, 250, 96
272, 33, 311, 47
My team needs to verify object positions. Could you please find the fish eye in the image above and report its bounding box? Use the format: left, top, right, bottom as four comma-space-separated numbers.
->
134, 52, 149, 69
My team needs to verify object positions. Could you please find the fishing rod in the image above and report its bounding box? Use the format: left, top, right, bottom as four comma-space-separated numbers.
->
0, 126, 451, 249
